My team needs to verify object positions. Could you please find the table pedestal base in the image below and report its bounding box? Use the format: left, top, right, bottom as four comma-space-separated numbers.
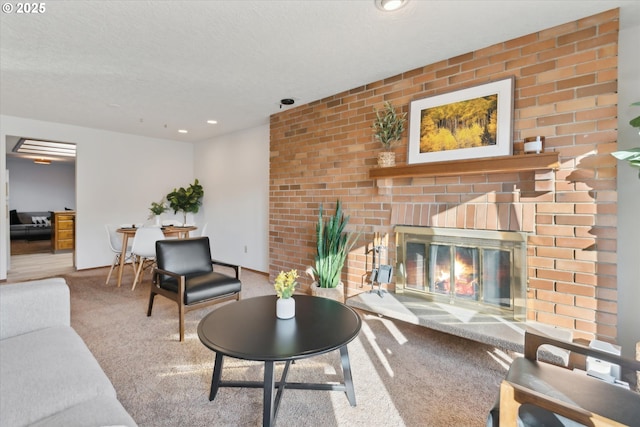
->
208, 346, 356, 427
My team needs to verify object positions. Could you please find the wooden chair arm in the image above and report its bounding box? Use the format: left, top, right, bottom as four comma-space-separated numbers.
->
499, 380, 626, 427
152, 267, 187, 301
211, 259, 241, 279
153, 267, 183, 283
524, 331, 640, 373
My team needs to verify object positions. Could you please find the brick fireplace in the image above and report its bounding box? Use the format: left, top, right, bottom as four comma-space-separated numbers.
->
269, 9, 620, 343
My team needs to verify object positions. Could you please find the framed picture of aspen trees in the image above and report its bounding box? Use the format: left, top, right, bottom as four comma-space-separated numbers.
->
407, 77, 514, 164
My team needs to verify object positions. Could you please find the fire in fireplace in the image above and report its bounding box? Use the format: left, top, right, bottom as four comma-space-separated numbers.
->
396, 226, 527, 320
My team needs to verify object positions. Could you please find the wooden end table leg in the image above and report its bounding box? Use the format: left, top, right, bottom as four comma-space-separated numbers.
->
340, 345, 357, 406
209, 352, 224, 401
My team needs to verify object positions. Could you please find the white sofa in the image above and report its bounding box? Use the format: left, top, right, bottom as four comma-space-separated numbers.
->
0, 278, 137, 427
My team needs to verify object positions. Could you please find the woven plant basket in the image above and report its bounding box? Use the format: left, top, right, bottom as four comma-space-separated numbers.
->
310, 281, 344, 303
378, 151, 396, 167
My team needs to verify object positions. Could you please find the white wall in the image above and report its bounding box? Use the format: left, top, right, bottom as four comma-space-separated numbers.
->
1, 115, 195, 278
7, 157, 75, 212
194, 124, 269, 273
615, 5, 640, 358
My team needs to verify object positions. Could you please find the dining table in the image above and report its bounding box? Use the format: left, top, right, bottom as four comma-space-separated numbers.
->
114, 225, 197, 288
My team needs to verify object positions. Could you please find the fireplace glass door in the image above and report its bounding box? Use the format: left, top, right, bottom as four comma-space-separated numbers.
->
396, 226, 526, 320
482, 249, 511, 307
429, 245, 480, 301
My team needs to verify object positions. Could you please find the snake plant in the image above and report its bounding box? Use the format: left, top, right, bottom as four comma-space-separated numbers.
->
312, 200, 357, 288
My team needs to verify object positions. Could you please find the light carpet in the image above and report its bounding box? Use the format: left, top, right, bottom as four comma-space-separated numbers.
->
62, 267, 515, 427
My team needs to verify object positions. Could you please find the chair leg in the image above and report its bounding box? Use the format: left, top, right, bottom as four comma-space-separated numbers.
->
147, 291, 156, 316
105, 255, 119, 285
132, 257, 145, 291
179, 304, 185, 342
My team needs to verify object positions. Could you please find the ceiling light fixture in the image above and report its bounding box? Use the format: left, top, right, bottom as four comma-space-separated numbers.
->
14, 139, 76, 158
33, 159, 51, 165
178, 129, 188, 134
280, 98, 295, 109
375, 0, 408, 12
207, 120, 218, 124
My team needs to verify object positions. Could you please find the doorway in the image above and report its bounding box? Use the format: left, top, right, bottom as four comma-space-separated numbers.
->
5, 136, 76, 281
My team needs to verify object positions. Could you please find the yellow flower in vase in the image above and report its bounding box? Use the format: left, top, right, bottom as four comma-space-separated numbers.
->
274, 269, 299, 299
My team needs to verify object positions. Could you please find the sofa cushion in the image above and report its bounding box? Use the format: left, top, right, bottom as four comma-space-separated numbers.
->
0, 278, 70, 340
17, 212, 32, 224
0, 326, 117, 427
31, 215, 51, 227
29, 395, 137, 427
9, 209, 19, 225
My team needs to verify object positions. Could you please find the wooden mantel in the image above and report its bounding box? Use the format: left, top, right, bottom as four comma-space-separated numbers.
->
369, 152, 559, 180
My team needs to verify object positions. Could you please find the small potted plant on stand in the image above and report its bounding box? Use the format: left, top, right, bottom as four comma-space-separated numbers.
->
309, 199, 357, 303
372, 101, 407, 167
274, 269, 299, 319
148, 199, 168, 227
166, 179, 204, 225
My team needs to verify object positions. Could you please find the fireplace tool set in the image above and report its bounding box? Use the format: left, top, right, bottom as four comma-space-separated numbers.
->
365, 244, 393, 297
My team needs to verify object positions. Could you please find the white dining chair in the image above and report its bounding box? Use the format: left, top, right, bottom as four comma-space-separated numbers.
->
198, 222, 208, 237
105, 224, 134, 285
130, 227, 165, 291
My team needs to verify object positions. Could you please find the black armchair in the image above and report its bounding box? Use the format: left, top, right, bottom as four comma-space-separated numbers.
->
148, 237, 242, 341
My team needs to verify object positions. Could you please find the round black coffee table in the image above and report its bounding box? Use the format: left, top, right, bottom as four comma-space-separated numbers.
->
198, 294, 362, 427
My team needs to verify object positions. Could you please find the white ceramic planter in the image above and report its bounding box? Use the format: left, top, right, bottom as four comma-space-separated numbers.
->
276, 297, 295, 319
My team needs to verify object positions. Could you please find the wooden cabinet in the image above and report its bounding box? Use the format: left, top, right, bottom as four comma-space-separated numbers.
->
52, 211, 75, 253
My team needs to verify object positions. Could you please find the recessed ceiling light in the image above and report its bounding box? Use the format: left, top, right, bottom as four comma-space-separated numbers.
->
207, 120, 218, 124
375, 0, 408, 12
178, 129, 188, 134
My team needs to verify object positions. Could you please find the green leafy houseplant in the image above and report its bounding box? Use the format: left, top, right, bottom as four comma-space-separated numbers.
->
612, 102, 640, 178
166, 179, 204, 224
148, 200, 168, 218
372, 101, 407, 150
312, 200, 357, 289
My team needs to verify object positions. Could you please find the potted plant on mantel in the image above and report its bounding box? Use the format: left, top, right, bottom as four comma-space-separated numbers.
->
166, 179, 204, 225
309, 199, 357, 303
372, 101, 407, 167
611, 101, 640, 178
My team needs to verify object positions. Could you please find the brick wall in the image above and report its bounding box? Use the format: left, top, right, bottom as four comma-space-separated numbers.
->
270, 9, 619, 342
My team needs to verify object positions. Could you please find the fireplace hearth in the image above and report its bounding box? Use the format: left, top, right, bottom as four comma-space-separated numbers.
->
395, 226, 527, 321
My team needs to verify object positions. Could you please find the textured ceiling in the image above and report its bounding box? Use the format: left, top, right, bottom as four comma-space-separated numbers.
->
1, 0, 637, 147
